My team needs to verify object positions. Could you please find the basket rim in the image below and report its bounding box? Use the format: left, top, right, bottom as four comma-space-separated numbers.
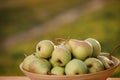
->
20, 56, 120, 78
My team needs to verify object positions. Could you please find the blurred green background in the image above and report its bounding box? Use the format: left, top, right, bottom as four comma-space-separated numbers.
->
0, 0, 120, 77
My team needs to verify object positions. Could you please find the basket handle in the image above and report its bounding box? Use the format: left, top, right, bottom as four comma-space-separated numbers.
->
110, 44, 120, 55
54, 38, 66, 45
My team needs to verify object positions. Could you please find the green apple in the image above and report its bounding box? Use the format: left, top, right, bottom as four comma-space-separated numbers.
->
68, 39, 93, 60
63, 40, 72, 52
65, 59, 88, 75
84, 58, 104, 73
35, 40, 54, 58
22, 54, 51, 74
51, 66, 64, 75
29, 58, 51, 74
97, 56, 114, 69
99, 52, 112, 60
85, 38, 101, 57
22, 54, 38, 71
50, 44, 71, 66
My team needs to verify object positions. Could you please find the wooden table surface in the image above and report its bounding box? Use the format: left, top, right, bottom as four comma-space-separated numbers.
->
0, 76, 120, 80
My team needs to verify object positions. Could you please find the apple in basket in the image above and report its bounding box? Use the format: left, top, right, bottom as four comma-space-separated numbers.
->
20, 38, 120, 78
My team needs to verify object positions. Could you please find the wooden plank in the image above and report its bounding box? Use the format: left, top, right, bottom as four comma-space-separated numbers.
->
107, 78, 120, 80
0, 76, 30, 80
0, 76, 120, 80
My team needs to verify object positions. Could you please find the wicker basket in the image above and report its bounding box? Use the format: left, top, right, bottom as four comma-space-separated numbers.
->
20, 56, 120, 80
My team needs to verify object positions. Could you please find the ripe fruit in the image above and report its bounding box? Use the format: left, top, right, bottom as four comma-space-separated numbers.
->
35, 40, 54, 58
21, 38, 116, 76
85, 38, 101, 57
22, 54, 38, 71
84, 58, 104, 73
65, 59, 88, 75
51, 66, 64, 75
99, 52, 112, 60
29, 58, 51, 74
68, 39, 93, 60
23, 54, 51, 74
63, 40, 72, 52
97, 56, 114, 69
50, 45, 71, 66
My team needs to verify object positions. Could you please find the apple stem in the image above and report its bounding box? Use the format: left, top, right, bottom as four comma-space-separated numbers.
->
110, 44, 120, 55
24, 54, 27, 58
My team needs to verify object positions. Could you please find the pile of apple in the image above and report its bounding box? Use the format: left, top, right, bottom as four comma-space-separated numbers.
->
22, 38, 114, 75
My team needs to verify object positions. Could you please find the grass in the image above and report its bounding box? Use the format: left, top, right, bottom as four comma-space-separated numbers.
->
0, 0, 88, 38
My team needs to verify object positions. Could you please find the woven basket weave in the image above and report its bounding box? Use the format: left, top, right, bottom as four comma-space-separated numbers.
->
20, 56, 120, 80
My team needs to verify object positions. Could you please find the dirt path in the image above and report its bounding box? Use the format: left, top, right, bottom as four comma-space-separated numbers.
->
3, 0, 107, 49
